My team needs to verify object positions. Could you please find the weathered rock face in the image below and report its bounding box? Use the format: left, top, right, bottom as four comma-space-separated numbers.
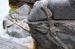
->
48, 0, 75, 20
7, 24, 30, 38
27, 0, 75, 49
16, 4, 31, 16
28, 1, 58, 49
2, 4, 33, 49
28, 5, 47, 22
4, 4, 30, 38
0, 37, 28, 49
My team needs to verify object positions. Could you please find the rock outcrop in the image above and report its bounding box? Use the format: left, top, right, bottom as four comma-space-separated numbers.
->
2, 4, 33, 49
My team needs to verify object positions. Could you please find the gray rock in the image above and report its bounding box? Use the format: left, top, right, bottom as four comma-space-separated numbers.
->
3, 4, 30, 38
10, 4, 31, 21
16, 4, 31, 16
7, 24, 30, 38
27, 0, 75, 49
28, 1, 58, 49
0, 37, 28, 49
48, 0, 75, 20
28, 2, 47, 22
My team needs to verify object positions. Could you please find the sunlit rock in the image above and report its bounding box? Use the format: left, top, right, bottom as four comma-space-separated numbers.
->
2, 3, 33, 49
3, 4, 31, 38
0, 37, 29, 49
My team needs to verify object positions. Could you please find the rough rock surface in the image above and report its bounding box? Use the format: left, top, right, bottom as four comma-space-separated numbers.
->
2, 4, 33, 49
0, 37, 28, 49
4, 4, 31, 38
48, 0, 75, 20
27, 1, 75, 49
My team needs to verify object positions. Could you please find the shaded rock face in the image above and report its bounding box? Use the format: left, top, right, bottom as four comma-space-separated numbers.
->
28, 1, 58, 49
28, 5, 47, 22
9, 0, 38, 3
9, 0, 39, 7
48, 0, 75, 20
27, 0, 75, 49
18, 0, 38, 3
9, 0, 19, 5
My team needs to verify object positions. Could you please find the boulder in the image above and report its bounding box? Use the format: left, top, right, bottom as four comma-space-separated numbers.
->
3, 4, 30, 38
2, 4, 33, 49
